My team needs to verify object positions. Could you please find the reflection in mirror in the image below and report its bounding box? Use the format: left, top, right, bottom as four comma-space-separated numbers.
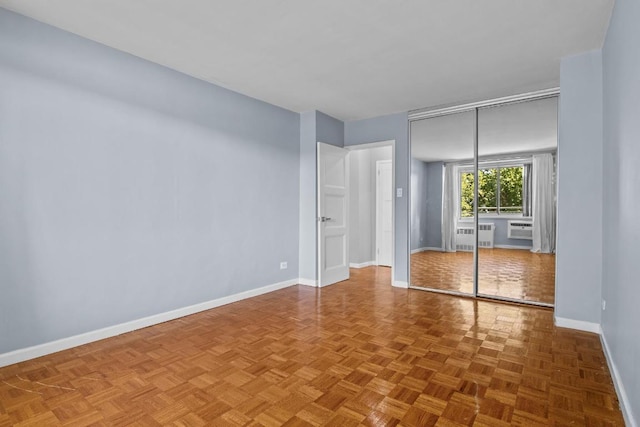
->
410, 110, 475, 295
476, 97, 558, 304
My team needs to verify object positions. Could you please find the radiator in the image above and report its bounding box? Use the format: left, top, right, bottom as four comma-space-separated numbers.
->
456, 223, 495, 251
508, 220, 533, 240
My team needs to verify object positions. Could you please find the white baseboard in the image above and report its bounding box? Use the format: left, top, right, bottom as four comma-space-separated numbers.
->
297, 277, 317, 287
554, 317, 602, 334
410, 247, 442, 254
392, 280, 409, 289
349, 261, 375, 268
600, 332, 637, 427
0, 278, 299, 368
494, 244, 533, 250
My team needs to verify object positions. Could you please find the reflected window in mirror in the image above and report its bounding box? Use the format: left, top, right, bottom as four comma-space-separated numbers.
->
457, 158, 535, 219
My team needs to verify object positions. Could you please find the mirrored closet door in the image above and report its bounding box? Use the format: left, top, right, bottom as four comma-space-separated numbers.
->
409, 93, 558, 307
477, 97, 557, 305
410, 110, 475, 295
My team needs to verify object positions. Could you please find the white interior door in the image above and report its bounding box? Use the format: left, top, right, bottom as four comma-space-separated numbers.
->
376, 160, 393, 266
318, 142, 349, 287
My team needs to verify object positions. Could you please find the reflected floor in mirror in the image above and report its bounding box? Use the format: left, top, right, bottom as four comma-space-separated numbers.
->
411, 249, 555, 305
0, 266, 621, 426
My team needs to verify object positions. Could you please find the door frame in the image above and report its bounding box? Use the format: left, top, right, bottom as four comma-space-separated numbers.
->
375, 160, 393, 266
407, 88, 559, 308
344, 140, 396, 283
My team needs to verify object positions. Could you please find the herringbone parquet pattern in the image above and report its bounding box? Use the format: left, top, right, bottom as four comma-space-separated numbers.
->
411, 249, 556, 304
0, 267, 621, 426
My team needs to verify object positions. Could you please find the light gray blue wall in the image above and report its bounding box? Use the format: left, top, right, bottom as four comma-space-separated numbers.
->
298, 112, 318, 281
349, 151, 367, 263
0, 9, 300, 354
345, 113, 410, 283
424, 162, 444, 249
411, 159, 444, 250
602, 0, 640, 422
298, 111, 344, 281
410, 158, 429, 250
317, 111, 345, 149
556, 50, 603, 326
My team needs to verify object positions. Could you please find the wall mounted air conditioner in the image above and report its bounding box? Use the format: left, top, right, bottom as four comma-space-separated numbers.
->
508, 220, 533, 240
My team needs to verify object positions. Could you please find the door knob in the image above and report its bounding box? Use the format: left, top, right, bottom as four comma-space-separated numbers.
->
321, 217, 332, 222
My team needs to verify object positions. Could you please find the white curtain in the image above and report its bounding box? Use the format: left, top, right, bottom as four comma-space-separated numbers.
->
531, 153, 555, 253
522, 163, 533, 217
441, 164, 458, 252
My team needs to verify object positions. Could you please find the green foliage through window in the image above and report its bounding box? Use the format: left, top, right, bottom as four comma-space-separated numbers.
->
460, 166, 523, 217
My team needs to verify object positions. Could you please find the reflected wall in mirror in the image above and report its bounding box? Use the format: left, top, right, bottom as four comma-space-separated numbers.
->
410, 111, 475, 295
477, 97, 558, 304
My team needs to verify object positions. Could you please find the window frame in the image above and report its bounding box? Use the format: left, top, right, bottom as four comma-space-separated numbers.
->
457, 160, 531, 221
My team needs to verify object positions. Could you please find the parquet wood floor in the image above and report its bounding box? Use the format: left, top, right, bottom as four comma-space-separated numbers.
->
0, 267, 622, 426
411, 251, 475, 295
411, 249, 556, 305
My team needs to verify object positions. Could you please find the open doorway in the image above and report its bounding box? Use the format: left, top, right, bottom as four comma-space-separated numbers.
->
347, 142, 394, 280
316, 140, 395, 288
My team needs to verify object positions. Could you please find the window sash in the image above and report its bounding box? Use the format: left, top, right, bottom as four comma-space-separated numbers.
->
459, 163, 525, 218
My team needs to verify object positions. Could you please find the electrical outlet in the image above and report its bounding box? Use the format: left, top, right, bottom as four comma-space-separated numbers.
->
602, 299, 606, 311
280, 262, 287, 270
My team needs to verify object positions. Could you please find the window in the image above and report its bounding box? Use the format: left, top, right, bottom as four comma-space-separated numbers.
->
460, 165, 525, 217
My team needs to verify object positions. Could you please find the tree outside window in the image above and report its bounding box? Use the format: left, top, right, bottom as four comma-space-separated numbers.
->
460, 166, 523, 217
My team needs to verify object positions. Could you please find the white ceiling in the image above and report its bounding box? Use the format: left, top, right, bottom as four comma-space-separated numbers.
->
411, 96, 558, 162
0, 1, 613, 121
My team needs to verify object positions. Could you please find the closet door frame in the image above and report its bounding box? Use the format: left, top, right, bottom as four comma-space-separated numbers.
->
408, 88, 558, 308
